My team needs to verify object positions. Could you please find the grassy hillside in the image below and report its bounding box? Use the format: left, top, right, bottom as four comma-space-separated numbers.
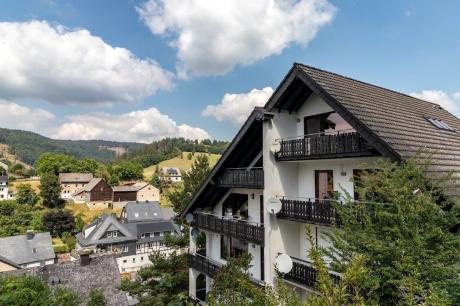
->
144, 151, 221, 179
0, 128, 145, 165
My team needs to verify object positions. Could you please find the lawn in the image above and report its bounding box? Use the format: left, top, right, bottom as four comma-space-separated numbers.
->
143, 151, 221, 179
65, 203, 122, 224
9, 179, 41, 192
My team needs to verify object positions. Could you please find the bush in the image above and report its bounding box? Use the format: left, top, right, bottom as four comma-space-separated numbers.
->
53, 244, 69, 254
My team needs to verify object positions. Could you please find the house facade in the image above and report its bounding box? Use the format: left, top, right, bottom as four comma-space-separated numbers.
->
76, 201, 180, 275
133, 182, 160, 202
73, 178, 113, 209
58, 173, 94, 199
182, 64, 460, 302
0, 162, 9, 201
161, 167, 182, 183
0, 231, 56, 270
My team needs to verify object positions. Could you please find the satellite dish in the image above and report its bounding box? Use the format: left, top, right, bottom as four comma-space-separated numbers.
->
266, 197, 282, 214
270, 142, 280, 154
191, 228, 200, 238
275, 253, 293, 274
185, 213, 194, 224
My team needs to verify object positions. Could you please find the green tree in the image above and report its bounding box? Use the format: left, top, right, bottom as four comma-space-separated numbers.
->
168, 154, 210, 214
15, 183, 38, 206
39, 173, 62, 207
43, 210, 75, 236
0, 274, 79, 306
61, 232, 76, 250
108, 161, 143, 181
120, 251, 189, 305
86, 289, 106, 306
326, 157, 460, 305
74, 213, 85, 232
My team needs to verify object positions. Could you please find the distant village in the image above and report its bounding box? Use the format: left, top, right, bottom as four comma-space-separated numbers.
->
0, 161, 185, 305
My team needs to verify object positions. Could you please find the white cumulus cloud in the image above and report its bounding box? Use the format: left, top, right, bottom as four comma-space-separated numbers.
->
202, 87, 274, 125
137, 0, 336, 77
0, 20, 173, 104
410, 90, 459, 113
0, 100, 55, 132
53, 107, 210, 142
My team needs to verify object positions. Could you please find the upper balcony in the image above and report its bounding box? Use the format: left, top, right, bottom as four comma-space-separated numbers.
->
194, 211, 264, 246
278, 197, 340, 226
281, 255, 341, 289
217, 167, 264, 189
275, 130, 373, 161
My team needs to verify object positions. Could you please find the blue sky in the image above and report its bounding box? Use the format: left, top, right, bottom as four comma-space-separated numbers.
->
0, 0, 459, 142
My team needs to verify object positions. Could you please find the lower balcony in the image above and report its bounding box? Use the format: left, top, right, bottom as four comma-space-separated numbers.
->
194, 212, 265, 246
278, 197, 340, 226
217, 168, 264, 189
282, 256, 341, 289
189, 253, 221, 278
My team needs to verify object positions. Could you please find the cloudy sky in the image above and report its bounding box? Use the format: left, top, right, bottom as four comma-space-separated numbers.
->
0, 0, 459, 143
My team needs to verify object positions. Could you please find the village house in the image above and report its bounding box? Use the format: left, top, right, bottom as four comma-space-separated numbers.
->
113, 182, 160, 208
3, 253, 129, 305
58, 172, 94, 200
181, 63, 460, 302
132, 182, 160, 202
0, 231, 55, 271
160, 167, 182, 183
76, 201, 179, 276
73, 178, 113, 209
0, 162, 13, 201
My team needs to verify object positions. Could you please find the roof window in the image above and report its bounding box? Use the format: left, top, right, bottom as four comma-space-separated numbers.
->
426, 118, 455, 132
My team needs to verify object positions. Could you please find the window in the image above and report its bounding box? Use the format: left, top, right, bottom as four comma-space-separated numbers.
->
315, 170, 334, 200
107, 231, 118, 238
148, 243, 153, 248
154, 232, 160, 237
141, 257, 144, 261
132, 258, 136, 263
426, 117, 455, 132
136, 244, 141, 250
122, 246, 128, 252
123, 259, 127, 263
141, 233, 146, 239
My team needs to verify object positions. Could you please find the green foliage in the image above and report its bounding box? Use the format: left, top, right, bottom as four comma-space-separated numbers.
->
108, 161, 143, 181
86, 289, 106, 306
53, 243, 70, 254
0, 127, 144, 165
0, 200, 44, 237
61, 231, 76, 250
120, 251, 189, 305
39, 173, 62, 207
0, 274, 79, 306
74, 214, 85, 232
124, 137, 228, 168
15, 183, 38, 206
149, 173, 163, 193
43, 210, 75, 236
36, 153, 100, 176
326, 157, 460, 305
168, 154, 211, 214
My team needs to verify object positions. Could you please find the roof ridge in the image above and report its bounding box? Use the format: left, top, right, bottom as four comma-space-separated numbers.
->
294, 63, 444, 109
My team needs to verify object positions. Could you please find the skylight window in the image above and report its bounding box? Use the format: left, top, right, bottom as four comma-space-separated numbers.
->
426, 118, 455, 132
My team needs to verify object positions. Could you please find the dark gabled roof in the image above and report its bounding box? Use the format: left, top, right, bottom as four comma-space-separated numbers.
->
180, 107, 272, 218
0, 232, 55, 265
76, 215, 136, 247
266, 63, 460, 193
122, 201, 163, 222
58, 173, 93, 184
3, 255, 128, 305
113, 185, 140, 192
0, 254, 21, 269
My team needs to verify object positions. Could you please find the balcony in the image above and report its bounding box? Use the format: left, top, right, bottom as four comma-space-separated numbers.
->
217, 168, 264, 189
275, 131, 372, 161
282, 256, 341, 289
194, 212, 265, 246
189, 253, 221, 278
278, 198, 340, 226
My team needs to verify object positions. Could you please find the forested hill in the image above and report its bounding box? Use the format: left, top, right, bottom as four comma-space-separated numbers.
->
0, 128, 145, 165
123, 138, 228, 167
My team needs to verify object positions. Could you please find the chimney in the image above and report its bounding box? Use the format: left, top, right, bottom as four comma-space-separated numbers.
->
78, 249, 92, 266
26, 230, 35, 240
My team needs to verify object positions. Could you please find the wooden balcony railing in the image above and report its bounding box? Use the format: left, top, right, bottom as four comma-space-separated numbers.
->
188, 253, 221, 278
278, 198, 340, 226
282, 256, 341, 288
194, 212, 264, 246
218, 168, 264, 189
275, 131, 372, 161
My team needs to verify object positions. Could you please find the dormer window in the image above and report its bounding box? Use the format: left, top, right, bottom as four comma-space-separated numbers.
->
426, 118, 455, 132
107, 231, 118, 238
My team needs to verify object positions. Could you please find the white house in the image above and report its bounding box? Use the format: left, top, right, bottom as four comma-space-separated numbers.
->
161, 167, 182, 183
0, 162, 10, 201
181, 63, 460, 303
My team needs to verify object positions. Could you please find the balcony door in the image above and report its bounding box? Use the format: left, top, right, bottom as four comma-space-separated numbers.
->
315, 170, 333, 200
